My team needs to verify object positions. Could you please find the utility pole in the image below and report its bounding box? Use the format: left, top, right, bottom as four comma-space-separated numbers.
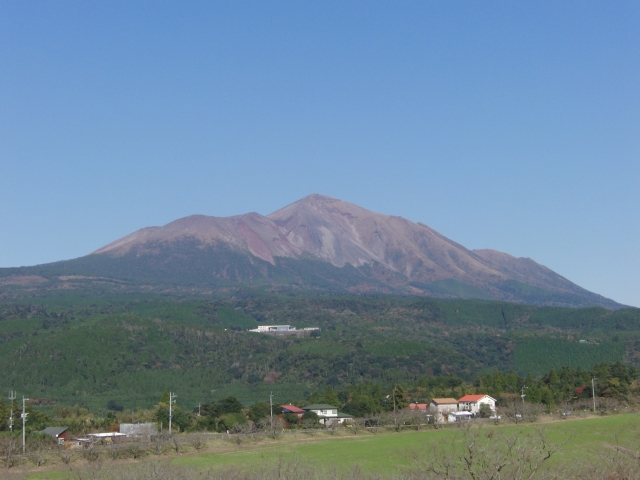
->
8, 391, 16, 432
592, 377, 597, 412
393, 386, 398, 430
169, 392, 177, 434
269, 392, 274, 434
520, 386, 527, 421
197, 404, 201, 417
21, 396, 28, 453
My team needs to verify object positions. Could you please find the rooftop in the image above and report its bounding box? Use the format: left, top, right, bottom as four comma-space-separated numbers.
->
430, 398, 459, 405
459, 394, 493, 402
281, 404, 305, 414
43, 426, 68, 438
303, 404, 338, 410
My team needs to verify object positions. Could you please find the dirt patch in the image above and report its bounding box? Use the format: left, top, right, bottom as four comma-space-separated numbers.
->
0, 275, 49, 286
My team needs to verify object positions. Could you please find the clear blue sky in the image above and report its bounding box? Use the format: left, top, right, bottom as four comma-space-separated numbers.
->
1, 1, 638, 307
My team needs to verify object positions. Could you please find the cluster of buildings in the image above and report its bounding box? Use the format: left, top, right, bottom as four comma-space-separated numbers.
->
41, 395, 496, 446
281, 403, 353, 426
42, 423, 157, 448
409, 394, 497, 423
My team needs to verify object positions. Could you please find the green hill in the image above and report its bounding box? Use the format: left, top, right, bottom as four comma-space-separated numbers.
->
0, 294, 638, 413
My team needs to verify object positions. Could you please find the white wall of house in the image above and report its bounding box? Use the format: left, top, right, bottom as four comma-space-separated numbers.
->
459, 396, 496, 415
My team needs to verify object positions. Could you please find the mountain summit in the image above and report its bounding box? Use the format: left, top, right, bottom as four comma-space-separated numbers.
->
0, 195, 620, 308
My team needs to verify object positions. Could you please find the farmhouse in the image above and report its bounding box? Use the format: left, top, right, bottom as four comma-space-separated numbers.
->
457, 394, 496, 415
409, 403, 428, 412
302, 404, 353, 425
429, 398, 459, 423
42, 426, 69, 445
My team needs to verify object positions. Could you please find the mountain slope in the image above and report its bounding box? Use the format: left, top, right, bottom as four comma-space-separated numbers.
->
0, 194, 622, 308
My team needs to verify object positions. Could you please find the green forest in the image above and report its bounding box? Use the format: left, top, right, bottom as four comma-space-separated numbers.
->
0, 293, 639, 415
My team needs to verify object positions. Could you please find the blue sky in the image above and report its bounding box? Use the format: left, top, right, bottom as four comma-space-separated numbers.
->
1, 1, 638, 306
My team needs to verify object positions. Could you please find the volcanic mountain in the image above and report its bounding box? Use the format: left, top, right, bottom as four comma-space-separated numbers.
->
0, 195, 621, 308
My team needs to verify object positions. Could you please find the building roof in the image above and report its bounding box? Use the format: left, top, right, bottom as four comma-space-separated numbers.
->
303, 404, 337, 410
409, 403, 428, 410
88, 432, 127, 438
281, 404, 305, 414
336, 412, 353, 418
458, 394, 495, 402
43, 426, 68, 438
430, 398, 459, 405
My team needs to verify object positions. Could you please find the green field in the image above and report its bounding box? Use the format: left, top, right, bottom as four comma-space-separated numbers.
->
25, 413, 640, 479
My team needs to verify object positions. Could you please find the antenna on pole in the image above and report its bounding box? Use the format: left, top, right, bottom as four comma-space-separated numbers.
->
21, 396, 29, 453
8, 391, 16, 432
169, 392, 177, 434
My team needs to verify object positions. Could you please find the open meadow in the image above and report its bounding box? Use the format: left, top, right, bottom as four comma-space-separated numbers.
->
20, 413, 640, 479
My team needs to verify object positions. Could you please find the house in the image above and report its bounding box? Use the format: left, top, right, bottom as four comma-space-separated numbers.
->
457, 394, 497, 415
409, 403, 428, 412
281, 404, 305, 419
42, 426, 69, 445
302, 404, 354, 425
429, 398, 459, 423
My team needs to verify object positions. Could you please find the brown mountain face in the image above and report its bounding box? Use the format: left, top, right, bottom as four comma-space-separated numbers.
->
82, 194, 620, 308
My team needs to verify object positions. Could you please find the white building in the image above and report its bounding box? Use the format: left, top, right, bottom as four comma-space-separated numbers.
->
249, 325, 296, 333
457, 394, 497, 415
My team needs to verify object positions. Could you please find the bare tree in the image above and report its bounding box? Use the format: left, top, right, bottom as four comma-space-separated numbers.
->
189, 435, 207, 451
524, 403, 544, 423
57, 445, 75, 465
0, 437, 19, 470
350, 417, 365, 435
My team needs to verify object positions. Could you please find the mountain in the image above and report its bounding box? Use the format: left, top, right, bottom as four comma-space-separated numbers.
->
0, 194, 621, 308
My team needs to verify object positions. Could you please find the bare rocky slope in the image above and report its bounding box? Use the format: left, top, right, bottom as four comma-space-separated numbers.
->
0, 195, 621, 308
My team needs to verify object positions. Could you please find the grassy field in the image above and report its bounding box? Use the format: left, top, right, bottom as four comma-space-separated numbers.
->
24, 413, 640, 479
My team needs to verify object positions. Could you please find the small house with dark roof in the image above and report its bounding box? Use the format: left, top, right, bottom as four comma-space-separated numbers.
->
42, 426, 69, 445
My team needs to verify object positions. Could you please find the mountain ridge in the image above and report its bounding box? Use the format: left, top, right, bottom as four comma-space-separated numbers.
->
0, 194, 622, 309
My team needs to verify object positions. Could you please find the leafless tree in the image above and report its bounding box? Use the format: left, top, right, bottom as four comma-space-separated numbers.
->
0, 437, 19, 469
405, 408, 426, 431
189, 435, 207, 451
523, 403, 544, 423
169, 435, 181, 453
127, 444, 147, 460
82, 446, 100, 463
57, 445, 75, 465
350, 417, 365, 435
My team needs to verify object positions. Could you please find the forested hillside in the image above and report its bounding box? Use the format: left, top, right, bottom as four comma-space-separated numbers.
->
0, 294, 638, 413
